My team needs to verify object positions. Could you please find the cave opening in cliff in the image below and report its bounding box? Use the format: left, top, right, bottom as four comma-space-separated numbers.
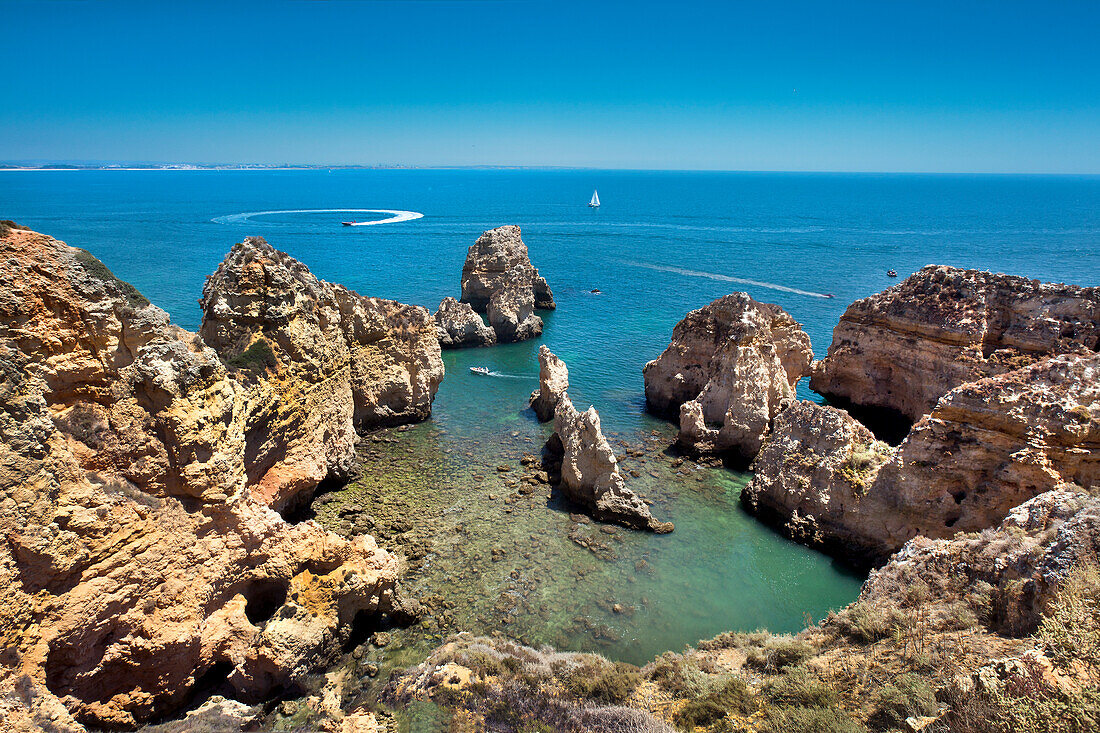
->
243, 579, 289, 625
278, 472, 346, 524
822, 398, 913, 446
343, 609, 393, 652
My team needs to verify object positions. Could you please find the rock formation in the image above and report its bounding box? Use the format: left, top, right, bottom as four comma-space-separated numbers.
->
200, 236, 444, 511
0, 228, 417, 730
534, 349, 671, 532
746, 353, 1100, 562
551, 395, 673, 533
741, 401, 895, 558
460, 225, 554, 312
487, 269, 543, 343
861, 487, 1100, 634
810, 265, 1100, 423
529, 345, 569, 421
433, 296, 496, 348
643, 293, 813, 460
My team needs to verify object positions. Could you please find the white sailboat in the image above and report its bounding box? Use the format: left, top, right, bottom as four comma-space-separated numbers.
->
588, 189, 600, 208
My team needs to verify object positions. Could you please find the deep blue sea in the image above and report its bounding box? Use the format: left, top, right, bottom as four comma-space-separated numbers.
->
4, 170, 1099, 665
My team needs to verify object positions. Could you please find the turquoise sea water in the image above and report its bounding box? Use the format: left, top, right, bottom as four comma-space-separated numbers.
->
5, 170, 1099, 668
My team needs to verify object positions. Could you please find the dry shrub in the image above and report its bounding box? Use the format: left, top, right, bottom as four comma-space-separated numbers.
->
743, 635, 814, 672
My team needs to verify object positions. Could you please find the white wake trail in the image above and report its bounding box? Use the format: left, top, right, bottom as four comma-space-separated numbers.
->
212, 208, 424, 226
620, 261, 832, 299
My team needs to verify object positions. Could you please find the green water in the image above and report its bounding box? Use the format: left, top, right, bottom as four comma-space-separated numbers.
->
310, 341, 864, 684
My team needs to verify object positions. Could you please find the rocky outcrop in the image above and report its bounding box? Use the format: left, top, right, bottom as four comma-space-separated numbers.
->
529, 345, 569, 421
551, 395, 672, 533
200, 236, 444, 510
0, 228, 412, 730
643, 293, 813, 460
487, 269, 544, 343
746, 353, 1100, 562
433, 297, 496, 348
810, 266, 1100, 423
460, 225, 554, 313
742, 401, 894, 559
861, 488, 1100, 634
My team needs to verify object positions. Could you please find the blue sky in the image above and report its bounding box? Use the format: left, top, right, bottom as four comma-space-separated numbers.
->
2, 1, 1098, 172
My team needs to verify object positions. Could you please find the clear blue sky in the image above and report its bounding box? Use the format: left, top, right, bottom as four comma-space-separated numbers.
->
3, 0, 1098, 172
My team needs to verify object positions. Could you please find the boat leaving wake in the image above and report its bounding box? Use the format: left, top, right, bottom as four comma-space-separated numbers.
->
620, 261, 833, 299
212, 208, 424, 226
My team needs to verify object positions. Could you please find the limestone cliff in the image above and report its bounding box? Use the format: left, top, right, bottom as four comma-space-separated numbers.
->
0, 228, 413, 730
746, 353, 1100, 562
741, 401, 894, 558
434, 296, 496, 348
487, 268, 544, 343
811, 265, 1100, 423
200, 237, 444, 511
643, 293, 813, 460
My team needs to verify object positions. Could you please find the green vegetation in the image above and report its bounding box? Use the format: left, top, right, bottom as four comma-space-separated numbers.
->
561, 660, 641, 704
761, 706, 868, 733
672, 677, 754, 730
838, 441, 891, 490
74, 248, 151, 308
744, 635, 815, 672
226, 338, 277, 371
765, 667, 840, 708
868, 673, 936, 729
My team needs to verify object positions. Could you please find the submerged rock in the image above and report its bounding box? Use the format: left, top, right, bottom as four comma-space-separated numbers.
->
529, 344, 569, 421
0, 227, 407, 729
200, 236, 444, 510
811, 265, 1100, 423
643, 293, 813, 460
460, 225, 555, 313
433, 296, 496, 348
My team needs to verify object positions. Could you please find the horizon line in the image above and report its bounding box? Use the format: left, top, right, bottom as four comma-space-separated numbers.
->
2, 162, 1100, 177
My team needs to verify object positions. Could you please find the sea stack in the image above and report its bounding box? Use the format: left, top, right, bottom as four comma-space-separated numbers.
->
434, 296, 497, 348
460, 225, 554, 342
810, 265, 1100, 424
536, 348, 672, 532
643, 293, 814, 461
529, 344, 569, 421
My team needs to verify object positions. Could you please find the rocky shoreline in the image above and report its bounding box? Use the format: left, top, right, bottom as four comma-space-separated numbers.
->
2, 222, 1097, 733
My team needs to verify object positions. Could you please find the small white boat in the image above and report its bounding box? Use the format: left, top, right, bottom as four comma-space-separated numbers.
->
588, 189, 600, 208
470, 366, 491, 375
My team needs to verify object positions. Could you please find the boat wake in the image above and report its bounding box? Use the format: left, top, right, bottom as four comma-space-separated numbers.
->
212, 208, 424, 226
620, 261, 833, 299
487, 371, 532, 380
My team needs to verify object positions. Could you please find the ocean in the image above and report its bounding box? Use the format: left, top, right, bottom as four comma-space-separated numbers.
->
5, 169, 1098, 667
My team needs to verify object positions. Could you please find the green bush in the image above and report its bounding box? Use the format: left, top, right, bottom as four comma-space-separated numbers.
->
833, 601, 900, 644
562, 661, 641, 704
869, 673, 936, 730
673, 677, 755, 730
745, 636, 814, 671
73, 248, 151, 308
761, 707, 868, 733
765, 667, 839, 708
227, 338, 277, 371
647, 653, 710, 697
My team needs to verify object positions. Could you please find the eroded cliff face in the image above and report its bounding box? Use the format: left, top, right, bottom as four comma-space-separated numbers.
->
746, 353, 1100, 562
434, 297, 496, 349
742, 401, 894, 557
0, 229, 413, 730
200, 236, 444, 511
643, 293, 813, 460
810, 265, 1100, 423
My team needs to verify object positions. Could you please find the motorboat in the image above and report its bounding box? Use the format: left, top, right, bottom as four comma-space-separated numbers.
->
887, 269, 898, 278
470, 366, 491, 375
